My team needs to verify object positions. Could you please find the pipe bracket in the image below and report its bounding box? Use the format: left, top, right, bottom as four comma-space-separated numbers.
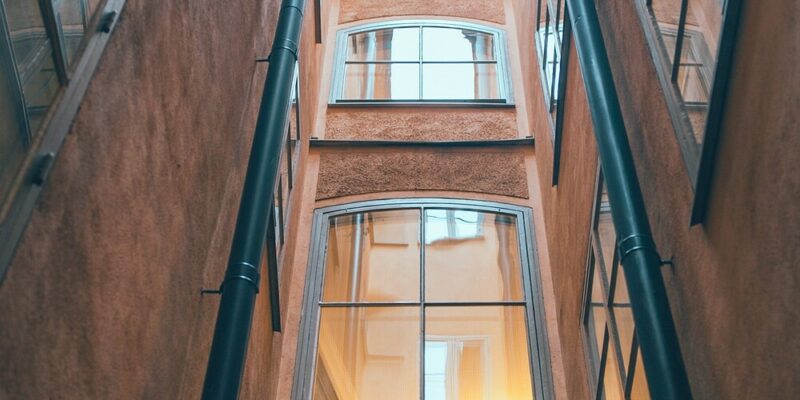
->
271, 38, 299, 60
617, 233, 659, 265
223, 261, 260, 293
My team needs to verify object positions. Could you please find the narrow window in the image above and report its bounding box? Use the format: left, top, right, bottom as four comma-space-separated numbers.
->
582, 170, 650, 400
331, 21, 512, 103
294, 200, 552, 399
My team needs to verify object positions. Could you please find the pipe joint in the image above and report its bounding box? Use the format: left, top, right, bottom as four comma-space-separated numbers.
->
617, 233, 659, 265
283, 0, 305, 15
272, 38, 299, 60
223, 261, 260, 293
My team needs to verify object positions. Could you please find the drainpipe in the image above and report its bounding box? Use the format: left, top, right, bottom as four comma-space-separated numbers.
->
565, 0, 692, 398
201, 1, 305, 399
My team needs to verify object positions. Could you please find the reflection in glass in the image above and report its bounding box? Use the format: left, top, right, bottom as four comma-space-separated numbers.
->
425, 211, 524, 302
426, 307, 534, 399
313, 307, 420, 400
422, 27, 494, 61
56, 0, 89, 67
0, 35, 29, 207
649, 0, 722, 147
613, 264, 634, 373
602, 338, 624, 400
323, 210, 420, 302
6, 0, 61, 134
631, 347, 651, 400
422, 63, 499, 100
588, 259, 607, 366
596, 180, 616, 275
343, 63, 419, 100
347, 27, 419, 62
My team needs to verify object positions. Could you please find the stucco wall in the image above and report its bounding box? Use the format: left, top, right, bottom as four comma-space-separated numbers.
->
338, 0, 505, 24
0, 0, 281, 398
325, 107, 519, 140
597, 1, 800, 398
315, 147, 529, 199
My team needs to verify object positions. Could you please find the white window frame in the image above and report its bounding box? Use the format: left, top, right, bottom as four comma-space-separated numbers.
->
329, 19, 514, 105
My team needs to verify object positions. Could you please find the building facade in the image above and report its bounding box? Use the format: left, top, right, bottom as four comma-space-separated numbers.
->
0, 0, 798, 399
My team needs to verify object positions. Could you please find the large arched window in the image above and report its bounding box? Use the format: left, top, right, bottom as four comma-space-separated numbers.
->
293, 199, 552, 399
330, 21, 512, 103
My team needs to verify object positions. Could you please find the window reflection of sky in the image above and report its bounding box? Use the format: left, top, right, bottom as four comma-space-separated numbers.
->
425, 210, 482, 243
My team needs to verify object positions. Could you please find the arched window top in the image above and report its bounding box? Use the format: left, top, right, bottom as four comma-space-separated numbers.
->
330, 20, 513, 104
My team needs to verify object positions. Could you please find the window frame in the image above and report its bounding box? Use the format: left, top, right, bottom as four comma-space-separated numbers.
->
534, 0, 572, 186
580, 168, 648, 400
0, 0, 126, 283
632, 0, 744, 224
291, 198, 553, 400
329, 20, 514, 105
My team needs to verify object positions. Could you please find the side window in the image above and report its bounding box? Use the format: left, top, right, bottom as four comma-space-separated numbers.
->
294, 201, 553, 399
534, 0, 572, 185
331, 21, 512, 103
582, 170, 650, 399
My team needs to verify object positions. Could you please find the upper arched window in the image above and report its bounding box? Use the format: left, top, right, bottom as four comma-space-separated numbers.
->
330, 21, 512, 104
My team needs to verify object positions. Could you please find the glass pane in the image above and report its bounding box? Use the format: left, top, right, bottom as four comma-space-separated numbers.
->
6, 0, 61, 134
422, 63, 499, 100
426, 306, 534, 399
596, 179, 616, 276
601, 335, 624, 400
630, 347, 651, 400
342, 63, 419, 100
323, 210, 420, 302
347, 27, 419, 62
612, 264, 634, 374
56, 0, 89, 67
586, 260, 606, 369
313, 307, 420, 400
0, 37, 29, 207
422, 27, 495, 61
425, 211, 524, 302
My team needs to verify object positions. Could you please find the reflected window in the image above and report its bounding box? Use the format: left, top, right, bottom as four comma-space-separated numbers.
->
332, 21, 510, 102
581, 170, 650, 399
296, 201, 552, 399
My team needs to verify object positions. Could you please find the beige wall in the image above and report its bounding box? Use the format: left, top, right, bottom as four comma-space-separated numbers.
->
0, 0, 282, 398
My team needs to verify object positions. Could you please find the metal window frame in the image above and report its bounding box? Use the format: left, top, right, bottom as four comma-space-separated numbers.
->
329, 20, 514, 105
291, 198, 554, 400
633, 0, 744, 224
0, 0, 126, 283
580, 168, 647, 400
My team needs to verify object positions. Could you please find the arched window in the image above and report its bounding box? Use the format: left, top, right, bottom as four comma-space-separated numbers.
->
330, 21, 513, 103
293, 199, 553, 399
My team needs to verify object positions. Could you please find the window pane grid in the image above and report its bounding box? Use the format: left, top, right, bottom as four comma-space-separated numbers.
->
312, 206, 537, 399
338, 23, 505, 101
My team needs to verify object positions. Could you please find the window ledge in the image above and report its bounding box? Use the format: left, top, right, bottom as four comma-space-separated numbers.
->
328, 101, 516, 109
309, 138, 534, 147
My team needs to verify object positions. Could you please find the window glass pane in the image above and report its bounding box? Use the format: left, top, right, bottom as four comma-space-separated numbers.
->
323, 210, 420, 302
422, 27, 495, 61
631, 347, 651, 399
313, 307, 420, 400
601, 335, 624, 400
612, 264, 634, 374
587, 260, 607, 367
425, 211, 524, 302
347, 27, 419, 62
596, 194, 616, 276
6, 0, 61, 134
56, 0, 89, 68
426, 306, 534, 399
422, 63, 499, 100
343, 63, 420, 100
0, 40, 29, 207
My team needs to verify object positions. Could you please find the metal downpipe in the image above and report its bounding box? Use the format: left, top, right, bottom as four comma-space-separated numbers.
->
565, 0, 692, 398
201, 1, 305, 398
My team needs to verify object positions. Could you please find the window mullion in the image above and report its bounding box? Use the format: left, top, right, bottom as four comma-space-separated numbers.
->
38, 0, 70, 84
670, 0, 690, 82
419, 205, 426, 400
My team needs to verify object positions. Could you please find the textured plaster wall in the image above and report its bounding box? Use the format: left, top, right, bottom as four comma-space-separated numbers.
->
338, 0, 505, 24
315, 148, 529, 199
325, 107, 519, 141
0, 0, 281, 398
597, 1, 800, 398
509, 1, 597, 398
